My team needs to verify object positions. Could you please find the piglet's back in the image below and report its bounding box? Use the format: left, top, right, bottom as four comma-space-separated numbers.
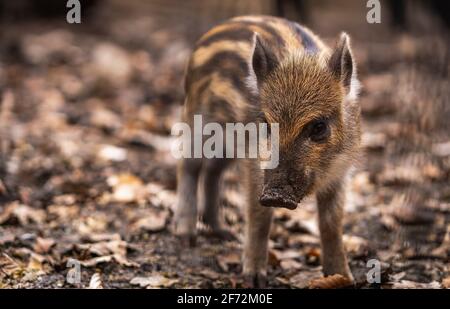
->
183, 15, 327, 123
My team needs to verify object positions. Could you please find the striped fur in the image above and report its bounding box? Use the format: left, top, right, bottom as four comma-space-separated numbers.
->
184, 15, 328, 123
176, 15, 360, 286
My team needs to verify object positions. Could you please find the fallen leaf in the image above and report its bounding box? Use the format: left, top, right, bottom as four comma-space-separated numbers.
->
47, 204, 80, 221
27, 253, 46, 273
343, 235, 370, 257
287, 234, 320, 247
92, 43, 132, 86
362, 132, 386, 151
130, 275, 178, 288
146, 183, 177, 210
0, 253, 24, 278
289, 268, 322, 289
98, 144, 127, 162
309, 274, 353, 289
378, 166, 423, 186
431, 225, 450, 258
0, 233, 15, 245
78, 240, 127, 257
199, 269, 220, 280
217, 252, 241, 272
0, 179, 6, 195
267, 250, 280, 267
112, 254, 139, 267
422, 163, 443, 180
391, 280, 441, 289
442, 277, 450, 289
389, 194, 435, 225
280, 259, 303, 270
432, 141, 450, 157
82, 233, 122, 242
389, 271, 407, 282
89, 273, 103, 289
107, 173, 145, 203
89, 104, 122, 130
285, 217, 319, 235
34, 237, 56, 254
306, 247, 321, 258
0, 202, 46, 226
75, 214, 109, 235
80, 254, 138, 268
271, 249, 302, 261
130, 211, 168, 233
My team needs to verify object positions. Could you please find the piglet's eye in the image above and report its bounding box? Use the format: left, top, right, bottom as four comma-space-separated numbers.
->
309, 120, 329, 142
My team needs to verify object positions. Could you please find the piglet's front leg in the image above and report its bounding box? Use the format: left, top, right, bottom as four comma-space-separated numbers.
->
316, 182, 354, 282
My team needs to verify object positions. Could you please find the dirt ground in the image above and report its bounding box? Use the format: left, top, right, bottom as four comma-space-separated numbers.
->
0, 0, 449, 289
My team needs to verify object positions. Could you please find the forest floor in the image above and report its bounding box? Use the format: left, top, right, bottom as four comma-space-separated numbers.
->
0, 1, 449, 289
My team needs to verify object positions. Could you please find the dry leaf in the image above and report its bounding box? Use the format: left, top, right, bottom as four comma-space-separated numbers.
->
0, 233, 15, 246
271, 249, 302, 261
431, 226, 450, 258
287, 234, 320, 247
82, 233, 122, 242
47, 204, 80, 221
0, 202, 46, 225
378, 166, 423, 186
27, 253, 47, 273
362, 132, 386, 151
107, 173, 145, 203
0, 179, 6, 195
0, 253, 24, 278
432, 141, 450, 157
81, 240, 128, 257
130, 275, 178, 288
391, 280, 441, 289
92, 43, 132, 85
89, 273, 103, 289
289, 268, 322, 289
306, 247, 321, 258
280, 259, 303, 270
146, 183, 177, 210
131, 211, 168, 233
112, 254, 139, 267
34, 237, 56, 254
199, 269, 220, 280
217, 252, 241, 272
442, 277, 450, 289
309, 274, 353, 289
343, 235, 369, 257
75, 215, 109, 235
98, 144, 127, 162
80, 254, 138, 268
267, 250, 280, 267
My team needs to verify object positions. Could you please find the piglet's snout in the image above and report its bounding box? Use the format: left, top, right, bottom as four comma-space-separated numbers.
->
259, 186, 298, 210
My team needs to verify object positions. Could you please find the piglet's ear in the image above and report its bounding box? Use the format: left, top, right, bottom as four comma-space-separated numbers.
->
251, 33, 278, 88
328, 32, 359, 98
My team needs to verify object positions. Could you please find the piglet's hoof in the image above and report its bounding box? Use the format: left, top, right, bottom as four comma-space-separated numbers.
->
243, 273, 267, 288
202, 228, 237, 241
177, 233, 197, 248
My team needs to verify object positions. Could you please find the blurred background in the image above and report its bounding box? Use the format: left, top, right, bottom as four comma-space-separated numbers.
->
0, 0, 449, 289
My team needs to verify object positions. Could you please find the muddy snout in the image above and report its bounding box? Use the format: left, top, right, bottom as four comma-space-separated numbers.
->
259, 186, 299, 210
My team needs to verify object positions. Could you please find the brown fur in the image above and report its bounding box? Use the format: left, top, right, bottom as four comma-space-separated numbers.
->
174, 15, 361, 287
